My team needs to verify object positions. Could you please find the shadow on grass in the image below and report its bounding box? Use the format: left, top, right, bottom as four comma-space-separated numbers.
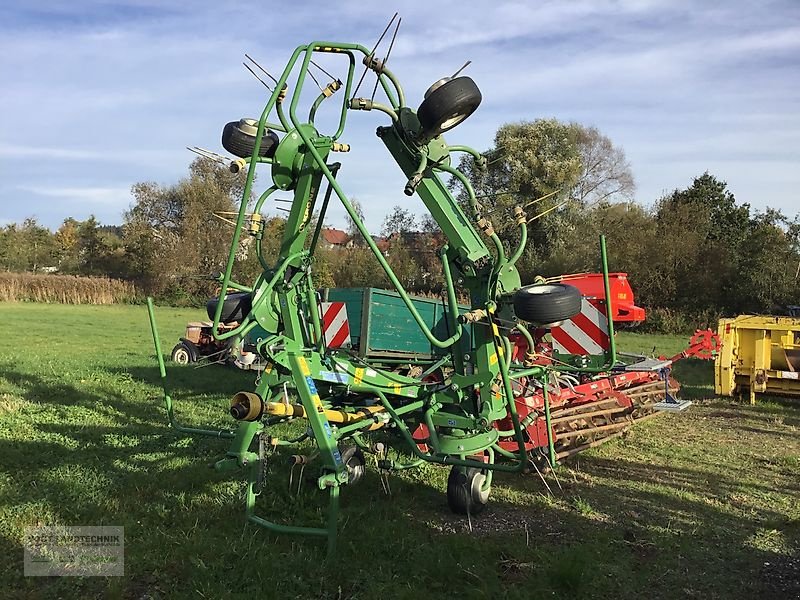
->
1, 364, 798, 599
672, 359, 715, 400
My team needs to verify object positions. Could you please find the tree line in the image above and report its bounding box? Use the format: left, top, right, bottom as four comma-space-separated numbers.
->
1, 118, 798, 330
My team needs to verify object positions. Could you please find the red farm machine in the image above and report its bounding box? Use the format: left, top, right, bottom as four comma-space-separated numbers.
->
146, 31, 718, 554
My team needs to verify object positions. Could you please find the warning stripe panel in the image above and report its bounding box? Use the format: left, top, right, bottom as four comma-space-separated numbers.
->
321, 302, 351, 348
322, 301, 342, 330
552, 327, 586, 355
558, 318, 605, 355
571, 309, 609, 348
552, 298, 610, 356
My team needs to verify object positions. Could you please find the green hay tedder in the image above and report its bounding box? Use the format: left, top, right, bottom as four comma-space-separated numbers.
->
146, 33, 706, 555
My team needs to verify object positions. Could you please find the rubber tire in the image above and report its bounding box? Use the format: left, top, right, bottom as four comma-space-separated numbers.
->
447, 466, 489, 515
341, 445, 366, 485
171, 341, 197, 365
221, 119, 279, 159
206, 292, 252, 324
513, 283, 582, 325
417, 76, 482, 140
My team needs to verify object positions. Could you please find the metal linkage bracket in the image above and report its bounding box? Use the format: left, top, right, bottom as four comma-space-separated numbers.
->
652, 366, 692, 412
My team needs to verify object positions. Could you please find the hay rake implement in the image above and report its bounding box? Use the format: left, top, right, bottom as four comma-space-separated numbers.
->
146, 32, 717, 555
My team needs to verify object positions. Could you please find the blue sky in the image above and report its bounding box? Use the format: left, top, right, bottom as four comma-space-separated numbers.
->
1, 0, 798, 232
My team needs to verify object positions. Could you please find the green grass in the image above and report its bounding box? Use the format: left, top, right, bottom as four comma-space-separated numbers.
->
0, 303, 798, 599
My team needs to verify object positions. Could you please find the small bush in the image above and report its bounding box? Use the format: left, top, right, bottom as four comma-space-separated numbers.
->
638, 307, 722, 335
0, 272, 136, 304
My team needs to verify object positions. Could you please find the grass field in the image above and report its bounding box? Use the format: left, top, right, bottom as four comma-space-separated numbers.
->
0, 302, 798, 599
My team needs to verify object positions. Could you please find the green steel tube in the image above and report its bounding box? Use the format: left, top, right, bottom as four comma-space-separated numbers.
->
434, 162, 507, 269
551, 235, 617, 373
491, 444, 519, 459
218, 279, 252, 293
364, 101, 399, 122
446, 145, 484, 163
433, 162, 480, 216
508, 221, 528, 266
374, 391, 526, 473
490, 317, 531, 468
332, 52, 357, 140
304, 269, 324, 352
439, 246, 462, 343
502, 334, 513, 369
211, 45, 306, 336
510, 364, 546, 379
423, 405, 442, 453
489, 232, 508, 274
600, 234, 617, 366
513, 321, 535, 356
253, 185, 279, 215
145, 298, 234, 438
288, 47, 320, 135
333, 400, 424, 438
542, 376, 556, 468
377, 65, 404, 108
214, 251, 304, 341
262, 120, 287, 133
275, 89, 292, 133
308, 90, 328, 123
309, 163, 341, 253
307, 42, 400, 128
382, 458, 426, 471
256, 236, 271, 273
246, 460, 336, 541
287, 124, 463, 349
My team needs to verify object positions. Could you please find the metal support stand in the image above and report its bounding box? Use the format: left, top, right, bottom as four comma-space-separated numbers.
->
652, 367, 692, 412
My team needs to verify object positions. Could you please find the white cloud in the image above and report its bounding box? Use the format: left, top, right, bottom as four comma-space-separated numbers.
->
0, 0, 798, 227
17, 185, 132, 204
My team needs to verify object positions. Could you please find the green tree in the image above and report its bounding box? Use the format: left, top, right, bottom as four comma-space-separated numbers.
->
652, 173, 751, 313
733, 209, 799, 313
381, 206, 418, 237
455, 119, 634, 280
54, 218, 81, 272
123, 157, 249, 301
77, 216, 105, 274
3, 218, 58, 272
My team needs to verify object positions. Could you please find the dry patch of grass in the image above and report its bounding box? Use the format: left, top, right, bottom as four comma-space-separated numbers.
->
0, 272, 134, 304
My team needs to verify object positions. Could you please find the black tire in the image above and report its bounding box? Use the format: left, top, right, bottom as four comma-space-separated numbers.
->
171, 341, 197, 365
513, 283, 582, 325
221, 118, 279, 159
447, 466, 489, 515
206, 292, 252, 324
340, 445, 366, 485
417, 77, 482, 140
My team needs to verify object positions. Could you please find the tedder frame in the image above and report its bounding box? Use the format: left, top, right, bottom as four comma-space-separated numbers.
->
147, 39, 621, 555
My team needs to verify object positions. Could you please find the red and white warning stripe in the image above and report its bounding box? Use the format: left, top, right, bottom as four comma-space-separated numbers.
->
321, 302, 351, 348
551, 298, 610, 355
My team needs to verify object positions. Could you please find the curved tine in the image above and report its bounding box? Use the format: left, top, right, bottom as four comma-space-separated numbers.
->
243, 62, 272, 91
370, 16, 401, 102
353, 12, 398, 98
310, 58, 336, 82
244, 53, 279, 85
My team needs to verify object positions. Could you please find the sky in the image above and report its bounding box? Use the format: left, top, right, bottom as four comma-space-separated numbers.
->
0, 0, 798, 232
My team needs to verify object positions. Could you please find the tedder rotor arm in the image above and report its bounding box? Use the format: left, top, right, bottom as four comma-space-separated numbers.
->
162, 37, 574, 556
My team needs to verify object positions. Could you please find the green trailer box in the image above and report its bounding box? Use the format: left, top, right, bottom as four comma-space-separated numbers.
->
322, 287, 471, 359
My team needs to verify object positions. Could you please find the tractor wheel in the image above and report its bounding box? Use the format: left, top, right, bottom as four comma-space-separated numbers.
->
341, 445, 366, 485
221, 118, 279, 159
206, 292, 252, 323
513, 283, 582, 326
171, 341, 197, 365
447, 465, 490, 515
417, 76, 482, 140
